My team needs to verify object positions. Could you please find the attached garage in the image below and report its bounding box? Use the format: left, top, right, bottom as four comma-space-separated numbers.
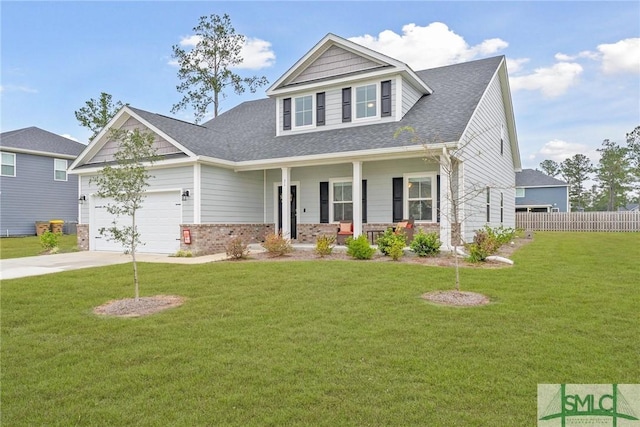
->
90, 190, 182, 254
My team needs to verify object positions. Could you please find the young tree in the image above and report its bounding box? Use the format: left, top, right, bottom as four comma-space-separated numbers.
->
171, 13, 269, 123
560, 154, 593, 211
91, 128, 157, 301
539, 159, 561, 177
626, 126, 640, 193
75, 92, 126, 142
595, 139, 632, 211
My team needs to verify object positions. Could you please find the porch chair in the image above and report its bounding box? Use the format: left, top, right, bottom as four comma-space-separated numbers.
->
394, 218, 415, 244
336, 221, 354, 245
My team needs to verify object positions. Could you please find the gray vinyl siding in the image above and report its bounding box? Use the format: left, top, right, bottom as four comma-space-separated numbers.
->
291, 45, 383, 85
200, 165, 264, 223
265, 158, 439, 224
79, 166, 194, 224
402, 81, 423, 117
278, 78, 398, 135
0, 152, 79, 236
517, 186, 569, 211
457, 72, 516, 241
87, 117, 183, 164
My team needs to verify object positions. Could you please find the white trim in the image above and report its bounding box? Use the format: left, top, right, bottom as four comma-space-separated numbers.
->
515, 187, 525, 198
0, 151, 16, 177
193, 163, 201, 224
329, 177, 353, 224
403, 172, 438, 223
353, 83, 379, 121
272, 180, 300, 236
1, 147, 79, 160
293, 94, 315, 129
54, 158, 68, 181
395, 76, 403, 121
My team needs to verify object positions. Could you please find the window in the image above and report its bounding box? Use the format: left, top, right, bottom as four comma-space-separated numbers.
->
295, 95, 313, 127
355, 84, 376, 119
1, 152, 16, 177
54, 159, 68, 181
551, 207, 560, 212
500, 192, 504, 224
486, 187, 491, 222
331, 180, 353, 222
406, 174, 435, 221
515, 187, 525, 198
500, 124, 505, 155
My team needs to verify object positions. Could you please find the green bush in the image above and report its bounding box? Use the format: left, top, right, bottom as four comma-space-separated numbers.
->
261, 233, 293, 257
484, 225, 516, 246
314, 235, 335, 257
387, 238, 405, 261
410, 230, 441, 257
225, 237, 249, 260
466, 229, 499, 262
346, 234, 375, 260
375, 228, 406, 256
39, 230, 61, 252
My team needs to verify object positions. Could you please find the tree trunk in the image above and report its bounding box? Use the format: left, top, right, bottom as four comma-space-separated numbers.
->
132, 212, 139, 301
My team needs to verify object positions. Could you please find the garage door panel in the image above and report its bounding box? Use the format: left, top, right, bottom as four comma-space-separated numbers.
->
91, 191, 181, 254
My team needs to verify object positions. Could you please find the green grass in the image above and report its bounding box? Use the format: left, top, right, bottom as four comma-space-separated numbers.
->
1, 232, 638, 426
0, 234, 79, 259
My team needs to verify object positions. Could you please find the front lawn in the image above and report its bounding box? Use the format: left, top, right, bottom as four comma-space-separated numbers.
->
0, 234, 78, 259
1, 232, 638, 426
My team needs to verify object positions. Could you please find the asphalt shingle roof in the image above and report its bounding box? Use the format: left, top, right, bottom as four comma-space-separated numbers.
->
126, 56, 505, 163
1, 126, 86, 157
516, 169, 568, 187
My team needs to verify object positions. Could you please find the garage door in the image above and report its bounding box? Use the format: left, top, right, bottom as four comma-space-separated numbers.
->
91, 191, 182, 254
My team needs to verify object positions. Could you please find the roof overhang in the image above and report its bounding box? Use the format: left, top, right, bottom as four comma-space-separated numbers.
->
0, 147, 79, 160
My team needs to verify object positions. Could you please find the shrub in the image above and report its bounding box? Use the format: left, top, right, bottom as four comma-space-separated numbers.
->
466, 229, 499, 262
410, 230, 442, 257
484, 225, 516, 246
173, 249, 194, 258
40, 230, 61, 252
261, 233, 293, 257
387, 238, 405, 261
346, 234, 375, 260
225, 237, 249, 260
314, 235, 335, 257
376, 228, 406, 256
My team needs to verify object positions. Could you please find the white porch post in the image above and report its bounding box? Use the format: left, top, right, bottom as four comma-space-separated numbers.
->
352, 161, 362, 237
439, 153, 452, 251
281, 167, 291, 238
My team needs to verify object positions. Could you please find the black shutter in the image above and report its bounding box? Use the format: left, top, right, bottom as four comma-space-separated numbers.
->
342, 88, 351, 122
436, 175, 441, 223
320, 182, 329, 223
381, 80, 391, 117
283, 98, 291, 130
316, 92, 325, 126
362, 179, 367, 223
392, 177, 403, 222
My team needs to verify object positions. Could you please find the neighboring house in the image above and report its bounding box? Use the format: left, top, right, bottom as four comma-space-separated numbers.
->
0, 127, 86, 236
515, 169, 569, 212
617, 203, 639, 212
69, 33, 521, 254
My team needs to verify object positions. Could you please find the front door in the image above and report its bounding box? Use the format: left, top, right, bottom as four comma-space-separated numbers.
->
278, 185, 297, 239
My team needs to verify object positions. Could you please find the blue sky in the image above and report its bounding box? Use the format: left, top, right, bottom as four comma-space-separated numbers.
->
1, 1, 639, 170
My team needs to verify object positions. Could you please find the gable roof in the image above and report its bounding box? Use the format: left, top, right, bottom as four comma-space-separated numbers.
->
516, 169, 568, 187
0, 126, 86, 158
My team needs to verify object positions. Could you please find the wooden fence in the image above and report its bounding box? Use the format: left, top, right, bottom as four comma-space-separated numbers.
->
516, 211, 640, 232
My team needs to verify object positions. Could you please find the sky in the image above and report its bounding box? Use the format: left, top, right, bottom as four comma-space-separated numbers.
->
1, 1, 639, 171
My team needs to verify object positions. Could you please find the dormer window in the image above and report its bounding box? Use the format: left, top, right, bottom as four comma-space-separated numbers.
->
355, 84, 377, 119
295, 95, 313, 127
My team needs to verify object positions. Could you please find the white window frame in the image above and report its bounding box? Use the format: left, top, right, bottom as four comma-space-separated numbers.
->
354, 83, 379, 121
293, 94, 314, 129
54, 158, 68, 181
329, 177, 353, 223
404, 172, 437, 223
515, 187, 525, 198
486, 187, 491, 223
1, 152, 16, 177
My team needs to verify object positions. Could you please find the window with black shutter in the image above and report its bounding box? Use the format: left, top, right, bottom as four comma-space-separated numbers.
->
392, 177, 403, 222
283, 98, 291, 130
381, 80, 391, 117
342, 88, 351, 122
316, 92, 325, 126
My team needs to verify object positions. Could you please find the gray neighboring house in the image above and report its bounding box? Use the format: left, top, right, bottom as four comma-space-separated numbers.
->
0, 127, 86, 236
70, 33, 521, 255
515, 169, 569, 212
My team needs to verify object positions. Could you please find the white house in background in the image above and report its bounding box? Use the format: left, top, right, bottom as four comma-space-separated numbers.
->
69, 33, 521, 255
515, 169, 570, 212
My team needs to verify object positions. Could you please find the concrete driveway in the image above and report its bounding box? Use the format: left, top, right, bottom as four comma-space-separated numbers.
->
0, 251, 228, 280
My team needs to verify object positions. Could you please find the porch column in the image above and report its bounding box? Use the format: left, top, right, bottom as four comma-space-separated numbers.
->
281, 167, 291, 239
439, 153, 452, 251
352, 161, 362, 237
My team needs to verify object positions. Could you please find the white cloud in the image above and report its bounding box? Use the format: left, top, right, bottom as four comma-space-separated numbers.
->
537, 139, 598, 163
0, 84, 38, 94
349, 22, 508, 69
597, 38, 640, 74
171, 34, 275, 70
506, 58, 529, 73
60, 133, 80, 142
509, 62, 583, 98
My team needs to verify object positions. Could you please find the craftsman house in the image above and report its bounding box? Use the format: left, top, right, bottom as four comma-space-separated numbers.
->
69, 33, 521, 254
1, 127, 86, 236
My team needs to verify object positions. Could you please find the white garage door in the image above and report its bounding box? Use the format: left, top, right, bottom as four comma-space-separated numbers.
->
91, 191, 182, 254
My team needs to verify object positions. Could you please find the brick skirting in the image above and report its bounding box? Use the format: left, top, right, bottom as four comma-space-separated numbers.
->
180, 223, 274, 255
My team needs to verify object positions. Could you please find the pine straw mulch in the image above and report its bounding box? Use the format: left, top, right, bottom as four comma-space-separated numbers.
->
93, 237, 532, 316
